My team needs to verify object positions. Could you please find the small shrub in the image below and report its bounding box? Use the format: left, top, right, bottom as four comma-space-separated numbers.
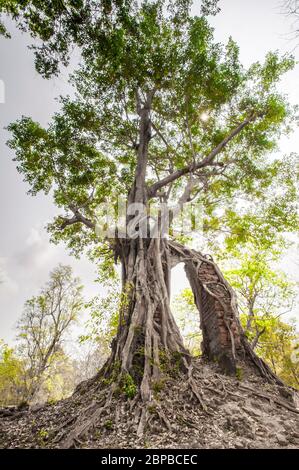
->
37, 428, 49, 446
236, 366, 243, 381
152, 380, 165, 396
122, 373, 137, 399
104, 420, 113, 430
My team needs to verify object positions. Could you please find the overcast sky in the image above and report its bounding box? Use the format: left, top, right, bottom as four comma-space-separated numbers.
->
0, 0, 298, 344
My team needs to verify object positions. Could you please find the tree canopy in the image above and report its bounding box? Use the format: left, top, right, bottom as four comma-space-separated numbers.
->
3, 0, 297, 262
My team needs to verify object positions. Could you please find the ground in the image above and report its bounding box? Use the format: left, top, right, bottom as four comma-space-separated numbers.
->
1, 358, 299, 449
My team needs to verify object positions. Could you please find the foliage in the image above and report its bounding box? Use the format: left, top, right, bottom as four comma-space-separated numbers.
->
0, 340, 24, 405
79, 277, 121, 353
200, 0, 220, 16
40, 350, 77, 403
4, 1, 297, 265
0, 339, 105, 406
171, 288, 201, 355
0, 1, 221, 76
0, 0, 20, 37
240, 314, 299, 388
223, 245, 297, 324
121, 373, 137, 399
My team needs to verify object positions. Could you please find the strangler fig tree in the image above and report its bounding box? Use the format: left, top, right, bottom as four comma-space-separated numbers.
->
3, 0, 298, 442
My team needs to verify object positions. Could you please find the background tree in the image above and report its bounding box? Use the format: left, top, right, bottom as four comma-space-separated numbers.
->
79, 274, 120, 347
17, 264, 83, 402
38, 348, 78, 404
254, 316, 299, 388
0, 341, 86, 406
3, 0, 299, 442
283, 0, 299, 35
223, 246, 296, 345
0, 340, 24, 406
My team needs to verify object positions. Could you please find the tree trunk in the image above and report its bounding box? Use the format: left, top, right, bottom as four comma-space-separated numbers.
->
104, 237, 284, 392
104, 236, 191, 404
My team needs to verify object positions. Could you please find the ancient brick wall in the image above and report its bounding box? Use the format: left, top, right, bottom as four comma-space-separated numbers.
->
169, 240, 285, 383
185, 260, 242, 373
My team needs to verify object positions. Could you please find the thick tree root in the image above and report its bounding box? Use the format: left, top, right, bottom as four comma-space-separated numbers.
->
237, 384, 299, 415
54, 360, 221, 448
52, 364, 297, 449
186, 364, 209, 413
55, 394, 166, 447
54, 389, 113, 448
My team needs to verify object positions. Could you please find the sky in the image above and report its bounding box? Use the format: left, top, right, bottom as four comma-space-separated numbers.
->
0, 0, 298, 344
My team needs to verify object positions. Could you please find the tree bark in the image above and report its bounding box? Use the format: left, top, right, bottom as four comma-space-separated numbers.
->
104, 237, 191, 401
104, 236, 284, 395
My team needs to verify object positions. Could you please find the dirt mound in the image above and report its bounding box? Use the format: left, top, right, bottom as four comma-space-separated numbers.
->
1, 359, 298, 449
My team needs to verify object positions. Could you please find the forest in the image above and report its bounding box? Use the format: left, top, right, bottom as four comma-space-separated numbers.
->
0, 0, 299, 453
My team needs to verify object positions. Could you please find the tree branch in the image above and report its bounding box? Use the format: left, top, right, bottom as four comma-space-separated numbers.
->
60, 207, 95, 230
148, 115, 257, 198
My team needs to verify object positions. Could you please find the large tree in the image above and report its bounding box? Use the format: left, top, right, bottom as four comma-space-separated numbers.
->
2, 0, 299, 443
